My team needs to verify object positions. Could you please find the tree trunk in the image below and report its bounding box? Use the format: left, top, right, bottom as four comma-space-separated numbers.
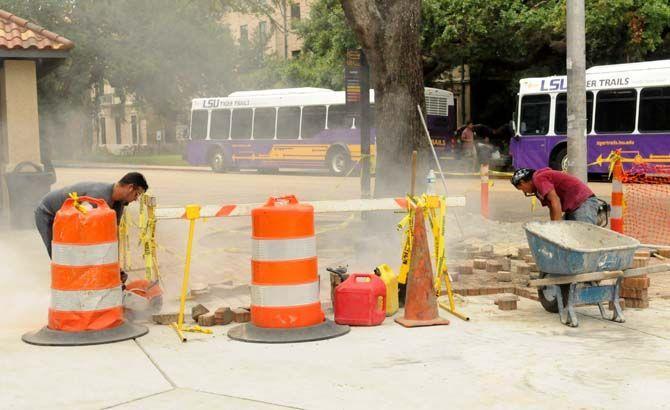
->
341, 0, 429, 198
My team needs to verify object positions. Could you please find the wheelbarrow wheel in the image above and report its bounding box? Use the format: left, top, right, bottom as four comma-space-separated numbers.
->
537, 273, 569, 313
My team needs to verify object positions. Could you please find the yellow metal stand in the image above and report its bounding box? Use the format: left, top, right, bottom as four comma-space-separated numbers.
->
170, 204, 213, 342
397, 194, 469, 321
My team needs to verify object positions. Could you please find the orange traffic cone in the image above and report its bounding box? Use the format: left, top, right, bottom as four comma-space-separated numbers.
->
395, 206, 450, 328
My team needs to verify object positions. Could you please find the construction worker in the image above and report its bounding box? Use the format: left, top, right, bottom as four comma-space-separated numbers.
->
34, 172, 148, 266
511, 168, 601, 224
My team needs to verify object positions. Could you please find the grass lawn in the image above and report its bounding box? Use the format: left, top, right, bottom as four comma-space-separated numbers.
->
61, 154, 190, 166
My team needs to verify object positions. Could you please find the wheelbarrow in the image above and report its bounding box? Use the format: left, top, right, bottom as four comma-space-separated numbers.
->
524, 221, 670, 327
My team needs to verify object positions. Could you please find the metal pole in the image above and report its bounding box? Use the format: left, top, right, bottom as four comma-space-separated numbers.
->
566, 0, 587, 181
360, 51, 371, 199
282, 0, 288, 60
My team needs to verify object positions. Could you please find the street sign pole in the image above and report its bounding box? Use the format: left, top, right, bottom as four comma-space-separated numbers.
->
345, 49, 371, 199
566, 0, 587, 181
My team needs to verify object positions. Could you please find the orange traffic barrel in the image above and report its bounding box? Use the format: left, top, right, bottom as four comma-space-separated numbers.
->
228, 195, 349, 343
22, 196, 147, 346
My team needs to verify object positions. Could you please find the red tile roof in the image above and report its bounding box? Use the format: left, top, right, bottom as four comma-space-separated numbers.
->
0, 9, 73, 51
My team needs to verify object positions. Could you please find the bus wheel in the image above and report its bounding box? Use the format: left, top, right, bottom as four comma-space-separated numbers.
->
550, 146, 567, 172
210, 150, 226, 173
327, 148, 351, 176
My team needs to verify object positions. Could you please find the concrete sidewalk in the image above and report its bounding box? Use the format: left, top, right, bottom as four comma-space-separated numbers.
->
3, 230, 670, 409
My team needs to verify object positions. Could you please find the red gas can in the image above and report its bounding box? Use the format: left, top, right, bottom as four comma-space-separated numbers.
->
334, 273, 386, 326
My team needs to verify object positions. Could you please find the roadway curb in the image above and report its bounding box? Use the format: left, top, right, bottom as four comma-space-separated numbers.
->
53, 161, 210, 173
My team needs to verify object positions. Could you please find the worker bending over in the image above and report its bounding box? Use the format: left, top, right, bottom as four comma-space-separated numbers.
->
34, 172, 148, 261
511, 168, 602, 224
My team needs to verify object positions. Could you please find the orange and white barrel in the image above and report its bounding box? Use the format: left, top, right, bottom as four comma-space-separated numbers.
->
611, 159, 624, 233
22, 196, 148, 346
49, 197, 124, 331
250, 195, 324, 328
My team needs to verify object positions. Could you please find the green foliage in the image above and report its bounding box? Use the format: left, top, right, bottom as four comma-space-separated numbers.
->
0, 0, 236, 128
238, 0, 357, 90
249, 0, 670, 96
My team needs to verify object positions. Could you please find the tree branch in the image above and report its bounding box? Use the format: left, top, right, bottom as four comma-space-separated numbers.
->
339, 0, 384, 51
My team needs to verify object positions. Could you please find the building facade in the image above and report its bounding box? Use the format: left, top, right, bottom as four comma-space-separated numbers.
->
223, 1, 312, 60
94, 82, 148, 151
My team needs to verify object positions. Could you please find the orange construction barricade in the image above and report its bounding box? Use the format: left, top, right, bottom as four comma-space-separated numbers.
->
23, 196, 147, 346
228, 195, 349, 343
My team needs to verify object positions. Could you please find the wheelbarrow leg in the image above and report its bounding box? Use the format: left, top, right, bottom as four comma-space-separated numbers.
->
566, 283, 579, 327
556, 285, 569, 325
612, 277, 625, 323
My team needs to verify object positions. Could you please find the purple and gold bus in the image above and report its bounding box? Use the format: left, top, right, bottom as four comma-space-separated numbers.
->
185, 87, 455, 175
510, 60, 670, 173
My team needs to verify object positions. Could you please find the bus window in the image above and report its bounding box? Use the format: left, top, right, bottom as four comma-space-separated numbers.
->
301, 105, 326, 139
595, 89, 636, 133
253, 107, 276, 139
554, 92, 593, 135
190, 110, 208, 140
327, 104, 352, 129
210, 110, 231, 140
520, 94, 550, 135
231, 108, 253, 139
277, 106, 301, 139
639, 87, 670, 133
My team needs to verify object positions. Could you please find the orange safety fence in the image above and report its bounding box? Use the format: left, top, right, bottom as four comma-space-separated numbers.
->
622, 163, 670, 246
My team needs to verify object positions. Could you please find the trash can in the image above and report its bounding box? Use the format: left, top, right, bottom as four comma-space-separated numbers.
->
4, 161, 55, 230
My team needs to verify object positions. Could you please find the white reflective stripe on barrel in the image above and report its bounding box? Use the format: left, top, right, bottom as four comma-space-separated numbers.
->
612, 180, 623, 193
251, 280, 320, 307
52, 242, 119, 266
611, 206, 623, 219
51, 286, 123, 311
252, 237, 316, 261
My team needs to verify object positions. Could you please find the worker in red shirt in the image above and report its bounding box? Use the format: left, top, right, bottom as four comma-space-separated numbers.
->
511, 168, 603, 224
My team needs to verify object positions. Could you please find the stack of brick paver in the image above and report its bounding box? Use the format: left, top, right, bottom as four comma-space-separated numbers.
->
621, 252, 652, 309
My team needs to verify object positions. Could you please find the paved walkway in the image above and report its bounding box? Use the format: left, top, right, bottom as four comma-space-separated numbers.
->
3, 229, 670, 409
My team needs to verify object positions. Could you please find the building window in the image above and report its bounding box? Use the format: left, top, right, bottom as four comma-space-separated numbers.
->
258, 21, 267, 44
291, 50, 301, 58
115, 117, 122, 144
131, 115, 138, 144
291, 3, 301, 20
240, 25, 248, 46
99, 117, 107, 145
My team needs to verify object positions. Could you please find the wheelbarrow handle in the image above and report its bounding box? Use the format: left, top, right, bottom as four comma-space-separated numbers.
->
623, 263, 670, 278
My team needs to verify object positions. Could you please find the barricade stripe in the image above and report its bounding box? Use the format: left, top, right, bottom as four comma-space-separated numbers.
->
252, 258, 318, 285
51, 264, 121, 291
251, 303, 324, 328
48, 307, 124, 332
611, 206, 623, 219
51, 286, 123, 311
52, 242, 118, 266
155, 197, 467, 220
251, 280, 319, 307
252, 237, 316, 261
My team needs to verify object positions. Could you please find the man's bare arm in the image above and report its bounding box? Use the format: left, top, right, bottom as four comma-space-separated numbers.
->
546, 189, 562, 221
